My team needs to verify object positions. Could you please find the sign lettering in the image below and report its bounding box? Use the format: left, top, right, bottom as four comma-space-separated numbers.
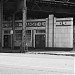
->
26, 21, 46, 27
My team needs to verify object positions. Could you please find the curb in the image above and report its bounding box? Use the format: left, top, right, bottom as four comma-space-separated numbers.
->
27, 52, 75, 57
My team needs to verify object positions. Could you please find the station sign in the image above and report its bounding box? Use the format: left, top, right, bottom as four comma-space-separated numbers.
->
26, 21, 46, 27
56, 18, 73, 26
3, 21, 46, 28
3, 23, 12, 28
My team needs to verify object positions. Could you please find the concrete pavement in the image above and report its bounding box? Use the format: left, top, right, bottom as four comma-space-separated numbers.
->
0, 53, 74, 74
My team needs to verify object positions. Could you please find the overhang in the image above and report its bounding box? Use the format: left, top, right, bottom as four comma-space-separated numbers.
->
2, 0, 75, 19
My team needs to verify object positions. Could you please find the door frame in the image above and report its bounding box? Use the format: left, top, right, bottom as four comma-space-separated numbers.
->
3, 34, 12, 48
35, 34, 46, 48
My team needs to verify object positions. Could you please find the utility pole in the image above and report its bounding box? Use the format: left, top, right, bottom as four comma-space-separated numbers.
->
22, 0, 27, 52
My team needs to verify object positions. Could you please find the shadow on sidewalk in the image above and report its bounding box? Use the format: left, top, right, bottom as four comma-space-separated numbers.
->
0, 48, 21, 53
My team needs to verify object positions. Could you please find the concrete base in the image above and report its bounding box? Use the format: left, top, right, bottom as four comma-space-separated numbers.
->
28, 47, 73, 51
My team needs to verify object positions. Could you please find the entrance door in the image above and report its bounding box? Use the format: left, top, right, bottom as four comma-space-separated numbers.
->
35, 35, 45, 48
4, 35, 11, 48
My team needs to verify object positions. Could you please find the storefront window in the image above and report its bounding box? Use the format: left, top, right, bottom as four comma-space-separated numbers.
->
15, 30, 22, 40
4, 30, 10, 34
36, 30, 45, 33
15, 30, 31, 42
26, 30, 31, 42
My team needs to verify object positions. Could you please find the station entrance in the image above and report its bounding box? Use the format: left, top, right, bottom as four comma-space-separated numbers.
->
35, 35, 45, 48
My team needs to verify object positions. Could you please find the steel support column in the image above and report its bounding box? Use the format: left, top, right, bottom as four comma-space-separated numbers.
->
22, 0, 27, 52
11, 14, 15, 50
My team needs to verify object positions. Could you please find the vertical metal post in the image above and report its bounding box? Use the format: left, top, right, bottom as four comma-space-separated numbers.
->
22, 0, 27, 52
12, 14, 15, 49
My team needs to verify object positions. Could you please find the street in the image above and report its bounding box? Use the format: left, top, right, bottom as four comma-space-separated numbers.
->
0, 53, 74, 74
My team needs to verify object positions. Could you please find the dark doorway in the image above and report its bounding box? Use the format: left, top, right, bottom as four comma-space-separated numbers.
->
4, 35, 11, 48
35, 35, 45, 48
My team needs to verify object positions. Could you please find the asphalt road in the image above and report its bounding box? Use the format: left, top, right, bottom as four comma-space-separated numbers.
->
0, 53, 74, 74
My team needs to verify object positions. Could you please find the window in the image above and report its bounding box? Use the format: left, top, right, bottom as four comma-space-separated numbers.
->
4, 30, 10, 34
36, 30, 45, 33
26, 30, 31, 42
15, 30, 22, 40
15, 30, 31, 42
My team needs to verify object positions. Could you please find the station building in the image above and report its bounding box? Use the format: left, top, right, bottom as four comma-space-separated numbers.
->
0, 0, 75, 51
1, 15, 73, 50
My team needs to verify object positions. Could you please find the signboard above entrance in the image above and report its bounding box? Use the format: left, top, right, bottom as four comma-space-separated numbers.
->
26, 21, 46, 27
56, 18, 73, 26
3, 19, 46, 28
3, 22, 12, 28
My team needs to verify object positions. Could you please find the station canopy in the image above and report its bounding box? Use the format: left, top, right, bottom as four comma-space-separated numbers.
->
2, 0, 75, 20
